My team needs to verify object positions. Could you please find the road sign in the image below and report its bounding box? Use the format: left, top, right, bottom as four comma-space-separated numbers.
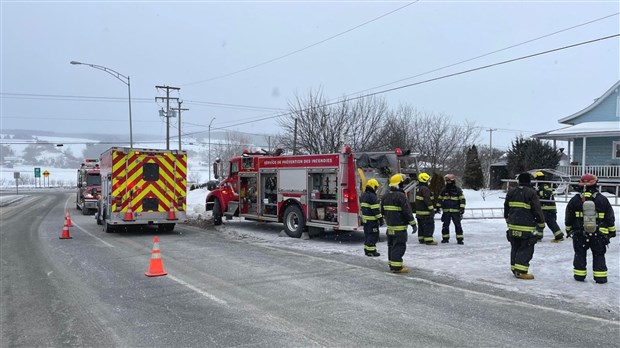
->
34, 167, 41, 178
13, 172, 20, 179
43, 170, 50, 177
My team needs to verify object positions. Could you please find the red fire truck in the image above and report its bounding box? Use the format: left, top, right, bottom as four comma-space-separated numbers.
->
96, 147, 188, 233
76, 158, 101, 215
205, 146, 412, 237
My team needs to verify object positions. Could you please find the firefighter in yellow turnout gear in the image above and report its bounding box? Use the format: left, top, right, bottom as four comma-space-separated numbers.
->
360, 179, 383, 257
381, 174, 417, 273
533, 171, 564, 242
504, 173, 545, 280
415, 173, 438, 245
565, 174, 616, 284
436, 174, 466, 244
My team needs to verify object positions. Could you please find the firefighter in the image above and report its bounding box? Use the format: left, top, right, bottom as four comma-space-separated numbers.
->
436, 174, 466, 244
360, 178, 383, 257
381, 173, 417, 273
504, 172, 545, 280
533, 171, 564, 242
415, 172, 437, 245
565, 173, 616, 284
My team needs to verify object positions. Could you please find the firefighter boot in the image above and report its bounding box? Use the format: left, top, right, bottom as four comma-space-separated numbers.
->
514, 272, 535, 280
457, 240, 464, 245
441, 239, 449, 243
369, 251, 381, 257
425, 240, 438, 246
550, 237, 564, 243
391, 266, 409, 274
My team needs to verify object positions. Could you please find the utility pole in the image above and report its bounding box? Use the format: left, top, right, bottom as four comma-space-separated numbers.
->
155, 85, 180, 150
171, 100, 189, 150
486, 128, 497, 188
292, 118, 298, 155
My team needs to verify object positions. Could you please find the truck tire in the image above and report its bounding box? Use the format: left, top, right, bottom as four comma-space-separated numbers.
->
283, 204, 305, 238
158, 223, 175, 233
103, 209, 115, 233
213, 199, 223, 226
82, 206, 89, 215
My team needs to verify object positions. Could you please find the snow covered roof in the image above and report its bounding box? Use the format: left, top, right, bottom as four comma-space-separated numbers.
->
532, 121, 620, 140
558, 80, 620, 124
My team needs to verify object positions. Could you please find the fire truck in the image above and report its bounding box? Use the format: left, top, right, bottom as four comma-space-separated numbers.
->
205, 146, 413, 237
95, 147, 188, 233
76, 158, 101, 215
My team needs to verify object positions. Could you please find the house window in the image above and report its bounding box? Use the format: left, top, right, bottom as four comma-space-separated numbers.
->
614, 141, 620, 159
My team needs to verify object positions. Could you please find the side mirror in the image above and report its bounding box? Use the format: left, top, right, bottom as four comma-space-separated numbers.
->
213, 162, 219, 180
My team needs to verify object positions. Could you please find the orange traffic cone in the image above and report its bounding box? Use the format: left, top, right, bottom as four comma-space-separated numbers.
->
167, 202, 177, 220
123, 202, 135, 221
145, 236, 167, 277
65, 210, 73, 227
59, 223, 72, 239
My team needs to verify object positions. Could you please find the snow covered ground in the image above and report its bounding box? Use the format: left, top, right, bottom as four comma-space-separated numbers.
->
2, 170, 618, 318
185, 188, 620, 318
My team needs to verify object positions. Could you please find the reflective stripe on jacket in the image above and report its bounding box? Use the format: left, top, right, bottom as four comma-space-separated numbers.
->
381, 186, 415, 232
504, 185, 545, 233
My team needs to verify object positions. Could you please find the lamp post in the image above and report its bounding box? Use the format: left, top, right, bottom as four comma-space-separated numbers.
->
70, 60, 133, 148
208, 117, 216, 180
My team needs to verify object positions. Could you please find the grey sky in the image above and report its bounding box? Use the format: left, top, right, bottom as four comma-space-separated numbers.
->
1, 1, 618, 150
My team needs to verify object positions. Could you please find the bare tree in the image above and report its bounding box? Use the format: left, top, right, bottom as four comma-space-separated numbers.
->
211, 131, 251, 178
278, 88, 388, 154
411, 110, 479, 173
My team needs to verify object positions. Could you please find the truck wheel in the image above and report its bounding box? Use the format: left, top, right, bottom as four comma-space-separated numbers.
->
158, 223, 175, 233
213, 199, 223, 226
82, 207, 89, 215
103, 209, 115, 233
283, 205, 305, 238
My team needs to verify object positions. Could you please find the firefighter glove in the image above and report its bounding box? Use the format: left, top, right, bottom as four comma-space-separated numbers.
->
506, 230, 511, 242
410, 224, 418, 234
379, 218, 385, 227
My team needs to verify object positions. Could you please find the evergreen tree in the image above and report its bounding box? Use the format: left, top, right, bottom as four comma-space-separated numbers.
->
463, 145, 484, 190
506, 136, 561, 177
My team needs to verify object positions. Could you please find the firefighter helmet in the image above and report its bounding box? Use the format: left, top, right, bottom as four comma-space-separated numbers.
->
533, 171, 545, 179
389, 174, 405, 187
578, 173, 598, 187
418, 172, 431, 183
366, 178, 380, 190
444, 174, 456, 183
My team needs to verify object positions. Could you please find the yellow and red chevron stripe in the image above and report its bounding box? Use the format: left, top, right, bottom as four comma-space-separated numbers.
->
111, 150, 187, 212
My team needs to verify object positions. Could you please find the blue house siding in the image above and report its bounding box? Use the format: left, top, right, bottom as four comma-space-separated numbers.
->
568, 90, 620, 124
573, 136, 620, 165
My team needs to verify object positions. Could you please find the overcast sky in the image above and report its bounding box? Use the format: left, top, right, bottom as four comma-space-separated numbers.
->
1, 1, 618, 151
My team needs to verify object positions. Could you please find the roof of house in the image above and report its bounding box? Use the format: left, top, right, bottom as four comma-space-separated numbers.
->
558, 80, 620, 124
532, 121, 620, 140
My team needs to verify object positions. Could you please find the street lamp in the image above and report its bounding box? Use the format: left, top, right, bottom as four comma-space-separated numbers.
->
208, 117, 216, 180
70, 60, 133, 148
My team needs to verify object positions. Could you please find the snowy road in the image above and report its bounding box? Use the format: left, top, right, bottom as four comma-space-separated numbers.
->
1, 192, 618, 347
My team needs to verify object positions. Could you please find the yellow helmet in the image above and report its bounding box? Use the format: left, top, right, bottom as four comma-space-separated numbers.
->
533, 171, 545, 178
418, 172, 431, 183
389, 174, 405, 187
366, 178, 380, 190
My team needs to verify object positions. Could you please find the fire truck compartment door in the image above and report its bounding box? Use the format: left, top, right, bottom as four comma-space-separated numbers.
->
278, 169, 307, 192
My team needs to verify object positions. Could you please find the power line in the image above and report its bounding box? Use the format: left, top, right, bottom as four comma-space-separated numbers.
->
345, 12, 619, 98
0, 92, 284, 112
208, 34, 620, 131
181, 1, 419, 86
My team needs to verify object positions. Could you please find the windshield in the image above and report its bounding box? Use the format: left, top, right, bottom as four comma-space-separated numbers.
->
86, 173, 101, 186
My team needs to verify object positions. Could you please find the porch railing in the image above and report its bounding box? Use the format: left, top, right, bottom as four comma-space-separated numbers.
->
556, 165, 620, 179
